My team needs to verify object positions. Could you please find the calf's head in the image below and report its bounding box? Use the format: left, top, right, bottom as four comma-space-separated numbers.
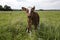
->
22, 6, 35, 16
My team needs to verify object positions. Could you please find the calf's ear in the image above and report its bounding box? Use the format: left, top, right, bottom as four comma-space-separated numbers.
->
22, 7, 27, 11
32, 6, 35, 10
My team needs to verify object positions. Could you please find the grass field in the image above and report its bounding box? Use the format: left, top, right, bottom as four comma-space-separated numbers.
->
0, 11, 60, 40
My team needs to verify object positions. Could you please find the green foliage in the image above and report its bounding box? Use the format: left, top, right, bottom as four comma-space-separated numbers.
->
0, 11, 60, 40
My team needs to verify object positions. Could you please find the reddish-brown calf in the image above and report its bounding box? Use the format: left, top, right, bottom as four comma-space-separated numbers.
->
22, 6, 39, 33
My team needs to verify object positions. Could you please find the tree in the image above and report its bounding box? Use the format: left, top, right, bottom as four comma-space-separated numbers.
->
39, 9, 44, 11
4, 5, 12, 11
0, 5, 3, 11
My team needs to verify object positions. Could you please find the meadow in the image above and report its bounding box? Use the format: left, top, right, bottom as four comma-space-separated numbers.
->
0, 11, 60, 40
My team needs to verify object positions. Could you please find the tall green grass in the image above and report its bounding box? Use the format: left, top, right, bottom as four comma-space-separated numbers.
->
0, 11, 60, 40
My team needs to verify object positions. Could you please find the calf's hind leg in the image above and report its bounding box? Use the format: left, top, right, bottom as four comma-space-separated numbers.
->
34, 24, 38, 30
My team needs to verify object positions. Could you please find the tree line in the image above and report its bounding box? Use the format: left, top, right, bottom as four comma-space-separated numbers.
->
0, 5, 45, 11
0, 5, 60, 11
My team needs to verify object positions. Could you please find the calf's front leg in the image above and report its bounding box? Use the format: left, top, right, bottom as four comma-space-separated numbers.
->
27, 18, 32, 33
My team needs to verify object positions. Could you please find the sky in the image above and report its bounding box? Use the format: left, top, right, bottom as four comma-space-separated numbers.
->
0, 0, 60, 10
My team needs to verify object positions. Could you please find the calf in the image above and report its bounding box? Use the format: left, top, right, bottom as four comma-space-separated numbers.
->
22, 6, 40, 33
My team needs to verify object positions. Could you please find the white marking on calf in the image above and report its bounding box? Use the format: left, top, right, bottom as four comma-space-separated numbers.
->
28, 7, 31, 14
37, 23, 40, 30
